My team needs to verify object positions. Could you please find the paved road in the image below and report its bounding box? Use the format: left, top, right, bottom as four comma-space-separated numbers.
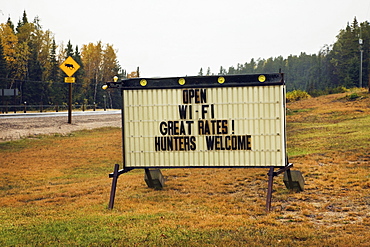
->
0, 110, 121, 119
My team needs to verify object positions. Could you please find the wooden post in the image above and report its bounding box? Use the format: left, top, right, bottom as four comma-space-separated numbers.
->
108, 164, 120, 209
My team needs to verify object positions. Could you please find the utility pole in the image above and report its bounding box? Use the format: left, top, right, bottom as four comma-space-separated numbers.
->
359, 38, 363, 88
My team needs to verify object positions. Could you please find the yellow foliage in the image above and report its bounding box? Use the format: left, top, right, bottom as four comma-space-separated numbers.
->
286, 90, 311, 102
0, 23, 18, 66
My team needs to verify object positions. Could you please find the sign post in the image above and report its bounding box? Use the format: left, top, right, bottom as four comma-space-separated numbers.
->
59, 56, 80, 124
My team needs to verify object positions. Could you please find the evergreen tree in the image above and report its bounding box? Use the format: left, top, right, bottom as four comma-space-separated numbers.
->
360, 21, 370, 89
65, 40, 74, 57
73, 45, 84, 104
218, 66, 226, 75
228, 66, 236, 74
49, 40, 59, 80
6, 17, 15, 33
329, 18, 360, 88
27, 46, 45, 104
198, 67, 203, 76
206, 67, 211, 76
244, 59, 256, 73
22, 10, 28, 25
16, 10, 28, 33
49, 39, 66, 105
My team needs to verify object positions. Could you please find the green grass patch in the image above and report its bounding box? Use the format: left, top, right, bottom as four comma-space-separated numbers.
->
0, 138, 38, 153
0, 210, 323, 246
287, 114, 370, 157
286, 108, 315, 116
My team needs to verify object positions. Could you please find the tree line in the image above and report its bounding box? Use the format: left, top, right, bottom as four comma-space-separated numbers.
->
1, 13, 369, 110
199, 17, 370, 95
0, 11, 125, 109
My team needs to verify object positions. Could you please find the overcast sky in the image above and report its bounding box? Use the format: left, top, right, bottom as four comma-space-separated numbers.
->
1, 0, 370, 77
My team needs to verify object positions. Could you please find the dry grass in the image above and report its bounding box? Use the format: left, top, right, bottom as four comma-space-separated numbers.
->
1, 89, 370, 246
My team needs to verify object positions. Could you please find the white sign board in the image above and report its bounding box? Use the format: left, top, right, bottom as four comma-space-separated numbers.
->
1, 89, 18, 96
118, 74, 286, 168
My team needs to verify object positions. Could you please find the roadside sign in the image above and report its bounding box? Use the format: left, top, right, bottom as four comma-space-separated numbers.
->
105, 73, 296, 212
60, 56, 80, 77
64, 77, 76, 83
112, 74, 286, 168
0, 89, 18, 96
59, 56, 80, 124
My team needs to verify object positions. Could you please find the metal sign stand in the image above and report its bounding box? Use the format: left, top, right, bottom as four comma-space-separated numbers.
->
108, 164, 120, 210
265, 164, 294, 211
108, 166, 132, 210
108, 163, 294, 212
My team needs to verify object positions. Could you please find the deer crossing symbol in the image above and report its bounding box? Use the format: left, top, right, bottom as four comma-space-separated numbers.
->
64, 63, 75, 70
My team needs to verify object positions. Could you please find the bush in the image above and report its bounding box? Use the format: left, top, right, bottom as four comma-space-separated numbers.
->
346, 93, 361, 101
286, 90, 311, 102
328, 86, 349, 94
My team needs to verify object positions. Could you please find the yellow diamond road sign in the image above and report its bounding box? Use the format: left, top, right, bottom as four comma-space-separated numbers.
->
60, 56, 80, 77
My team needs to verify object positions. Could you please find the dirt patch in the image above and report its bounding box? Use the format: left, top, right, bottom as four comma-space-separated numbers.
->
0, 112, 121, 142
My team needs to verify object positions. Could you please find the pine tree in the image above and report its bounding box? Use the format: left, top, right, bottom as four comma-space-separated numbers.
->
198, 67, 203, 76
243, 59, 256, 73
73, 45, 84, 104
48, 40, 59, 82
329, 18, 360, 88
359, 21, 370, 89
205, 67, 210, 76
22, 11, 28, 25
48, 39, 65, 105
6, 17, 15, 33
16, 10, 29, 34
219, 66, 226, 75
65, 40, 74, 57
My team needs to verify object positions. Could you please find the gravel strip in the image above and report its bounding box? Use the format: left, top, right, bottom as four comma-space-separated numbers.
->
0, 113, 121, 142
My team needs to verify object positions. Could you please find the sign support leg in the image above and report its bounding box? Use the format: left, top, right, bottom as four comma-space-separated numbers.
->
108, 164, 120, 209
68, 83, 72, 124
266, 167, 275, 212
265, 164, 294, 212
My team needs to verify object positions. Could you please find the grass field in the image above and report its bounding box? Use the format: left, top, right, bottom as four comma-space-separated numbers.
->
1, 89, 370, 246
